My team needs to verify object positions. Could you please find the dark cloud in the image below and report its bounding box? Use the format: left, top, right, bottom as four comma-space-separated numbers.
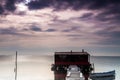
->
0, 27, 29, 36
4, 0, 16, 11
62, 29, 71, 32
94, 8, 120, 22
89, 0, 120, 22
27, 0, 52, 10
25, 0, 120, 23
80, 13, 93, 19
62, 26, 79, 32
45, 29, 57, 32
0, 0, 17, 15
88, 0, 120, 10
0, 5, 4, 14
66, 34, 82, 37
30, 26, 42, 32
94, 28, 120, 45
26, 0, 89, 10
0, 27, 18, 35
95, 14, 111, 22
0, 0, 120, 19
25, 0, 120, 12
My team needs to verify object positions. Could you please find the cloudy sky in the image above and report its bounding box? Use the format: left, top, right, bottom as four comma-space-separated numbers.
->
0, 0, 120, 56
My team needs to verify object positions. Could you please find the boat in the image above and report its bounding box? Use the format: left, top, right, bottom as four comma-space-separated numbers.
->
90, 70, 115, 80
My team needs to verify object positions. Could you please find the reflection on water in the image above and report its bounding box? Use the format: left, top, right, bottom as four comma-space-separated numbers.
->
0, 55, 120, 80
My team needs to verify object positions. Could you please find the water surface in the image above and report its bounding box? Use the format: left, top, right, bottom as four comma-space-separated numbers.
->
0, 55, 119, 80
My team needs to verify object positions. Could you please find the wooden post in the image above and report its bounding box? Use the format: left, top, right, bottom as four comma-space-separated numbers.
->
15, 51, 17, 80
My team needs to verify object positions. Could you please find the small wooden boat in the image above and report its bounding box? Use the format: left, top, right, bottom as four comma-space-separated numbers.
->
90, 70, 115, 80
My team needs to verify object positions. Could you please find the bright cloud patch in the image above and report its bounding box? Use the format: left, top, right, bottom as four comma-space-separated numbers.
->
16, 3, 28, 11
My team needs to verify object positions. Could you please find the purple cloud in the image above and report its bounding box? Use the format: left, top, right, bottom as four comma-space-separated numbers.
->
29, 26, 42, 32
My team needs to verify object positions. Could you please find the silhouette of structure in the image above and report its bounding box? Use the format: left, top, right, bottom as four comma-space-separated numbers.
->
51, 50, 93, 80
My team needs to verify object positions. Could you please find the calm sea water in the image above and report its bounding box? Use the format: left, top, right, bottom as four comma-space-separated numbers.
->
0, 55, 120, 80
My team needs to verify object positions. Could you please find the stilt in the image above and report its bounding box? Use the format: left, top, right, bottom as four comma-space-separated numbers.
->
15, 51, 17, 80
